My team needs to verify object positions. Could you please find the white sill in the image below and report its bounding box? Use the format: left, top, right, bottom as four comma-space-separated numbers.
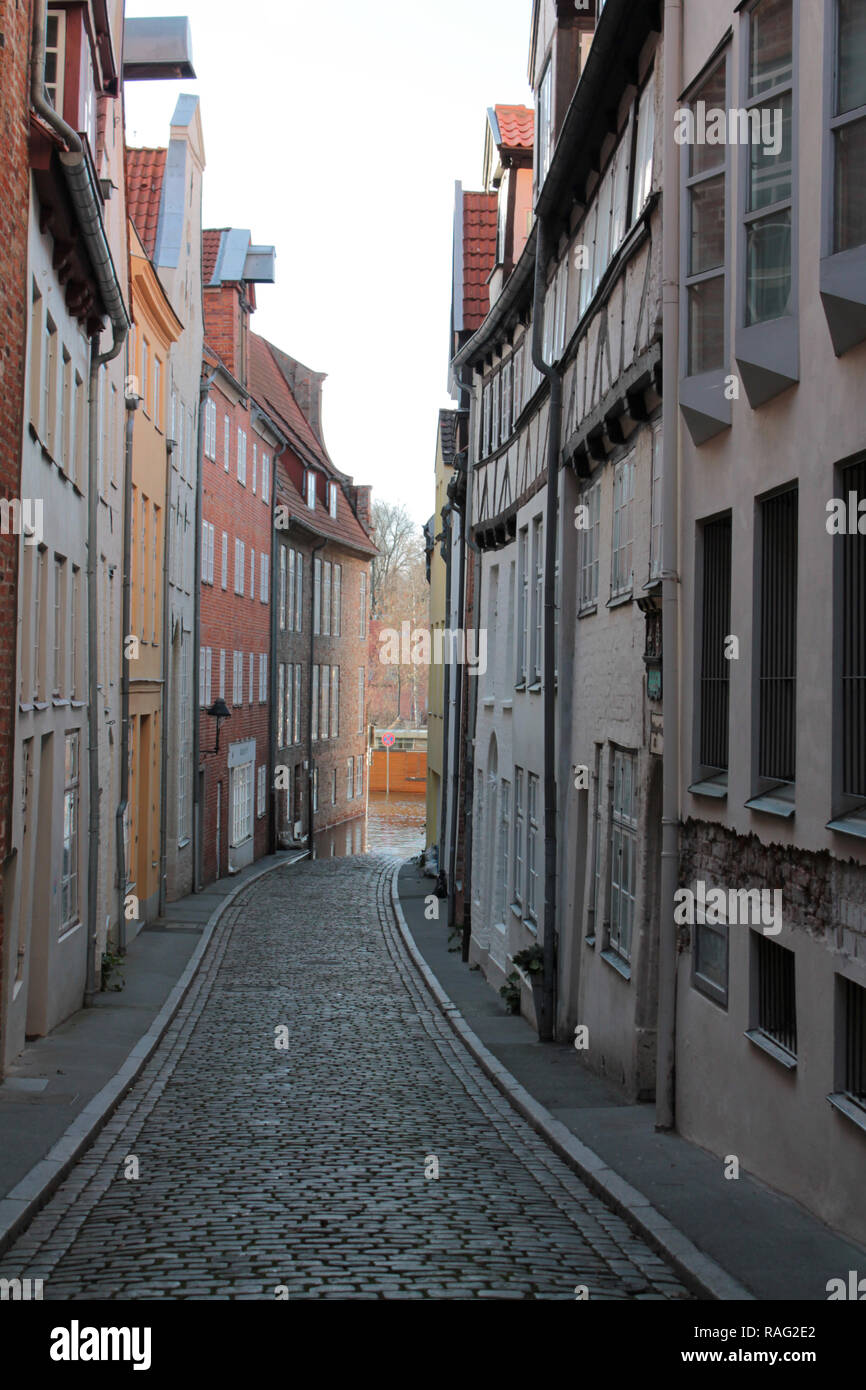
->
745, 788, 795, 819
527, 681, 542, 694
521, 917, 538, 936
501, 700, 513, 711
688, 775, 728, 800
607, 591, 634, 610
585, 934, 596, 948
744, 1029, 797, 1070
177, 837, 190, 850
510, 902, 523, 920
827, 1092, 866, 1134
577, 604, 598, 619
827, 808, 866, 840
600, 947, 631, 981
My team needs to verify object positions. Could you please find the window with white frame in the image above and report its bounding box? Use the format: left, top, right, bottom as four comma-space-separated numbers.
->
231, 762, 253, 846
259, 652, 267, 703
355, 755, 363, 799
685, 58, 727, 375
357, 666, 365, 733
306, 470, 316, 509
237, 427, 247, 484
205, 399, 217, 459
313, 556, 322, 634
649, 426, 663, 581
224, 415, 230, 472
501, 358, 513, 440
609, 748, 638, 962
293, 665, 301, 742
279, 546, 287, 629
744, 0, 794, 325
334, 564, 342, 636
491, 372, 501, 453
331, 666, 339, 737
178, 640, 190, 841
262, 452, 270, 503
198, 646, 212, 708
235, 538, 245, 595
260, 551, 269, 603
831, 0, 866, 255
60, 731, 80, 929
536, 60, 552, 191
517, 525, 529, 685
321, 664, 330, 740
482, 383, 491, 458
586, 744, 604, 940
295, 551, 303, 631
347, 758, 354, 800
578, 479, 601, 610
221, 532, 228, 590
513, 767, 524, 908
513, 343, 524, 418
527, 773, 539, 925
233, 650, 243, 706
252, 441, 257, 495
611, 455, 635, 597
329, 482, 338, 518
312, 765, 319, 812
553, 258, 569, 359
219, 648, 226, 701
359, 571, 367, 636
202, 521, 215, 584
257, 764, 266, 818
312, 666, 319, 740
331, 767, 338, 805
249, 651, 254, 705
531, 517, 543, 684
323, 561, 331, 637
631, 70, 656, 222
250, 549, 255, 601
285, 662, 294, 748
278, 664, 286, 746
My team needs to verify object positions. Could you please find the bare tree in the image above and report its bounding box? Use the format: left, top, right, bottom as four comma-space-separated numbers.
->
370, 500, 416, 617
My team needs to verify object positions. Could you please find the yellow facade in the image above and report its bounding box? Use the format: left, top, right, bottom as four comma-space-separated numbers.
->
127, 224, 183, 923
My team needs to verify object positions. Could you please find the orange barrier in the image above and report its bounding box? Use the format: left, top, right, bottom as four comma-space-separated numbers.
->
369, 749, 427, 794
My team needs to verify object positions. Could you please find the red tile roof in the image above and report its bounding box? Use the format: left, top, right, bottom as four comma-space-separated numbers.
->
463, 192, 498, 332
494, 104, 534, 150
126, 146, 167, 259
247, 333, 377, 557
202, 228, 226, 286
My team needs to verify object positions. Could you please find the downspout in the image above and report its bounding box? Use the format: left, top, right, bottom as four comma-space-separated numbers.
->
530, 214, 562, 1043
193, 370, 217, 890
268, 447, 288, 854
656, 0, 683, 1131
116, 396, 138, 953
307, 538, 327, 854
436, 502, 453, 895
33, 1, 130, 1001
157, 434, 174, 917
459, 425, 483, 965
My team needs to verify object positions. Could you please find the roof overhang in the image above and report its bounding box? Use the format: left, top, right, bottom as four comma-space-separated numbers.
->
123, 17, 197, 81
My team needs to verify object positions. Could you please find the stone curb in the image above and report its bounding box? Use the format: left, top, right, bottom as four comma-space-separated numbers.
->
0, 852, 307, 1260
389, 864, 755, 1303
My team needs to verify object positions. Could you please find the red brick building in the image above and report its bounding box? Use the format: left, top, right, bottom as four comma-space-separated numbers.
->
248, 332, 376, 851
0, 0, 31, 1058
197, 229, 277, 885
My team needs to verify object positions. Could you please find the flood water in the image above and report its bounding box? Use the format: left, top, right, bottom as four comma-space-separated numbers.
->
312, 792, 426, 862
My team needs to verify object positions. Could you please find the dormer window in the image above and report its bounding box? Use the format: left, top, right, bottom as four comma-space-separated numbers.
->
536, 62, 552, 192
329, 482, 338, 519
306, 470, 316, 509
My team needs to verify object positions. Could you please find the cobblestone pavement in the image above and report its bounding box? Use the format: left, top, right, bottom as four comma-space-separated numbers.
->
0, 856, 692, 1300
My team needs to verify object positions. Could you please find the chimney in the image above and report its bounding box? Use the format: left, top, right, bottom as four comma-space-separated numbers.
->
352, 485, 373, 535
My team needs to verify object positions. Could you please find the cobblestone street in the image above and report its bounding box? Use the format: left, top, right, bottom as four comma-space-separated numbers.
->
0, 856, 691, 1300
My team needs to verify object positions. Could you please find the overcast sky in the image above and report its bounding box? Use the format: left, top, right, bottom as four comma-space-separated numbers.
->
124, 0, 533, 528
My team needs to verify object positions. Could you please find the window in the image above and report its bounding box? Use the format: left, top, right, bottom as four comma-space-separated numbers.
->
295, 551, 303, 631
358, 666, 365, 733
694, 910, 729, 1008
491, 372, 501, 453
334, 564, 342, 637
312, 765, 319, 812
513, 767, 525, 908
531, 518, 543, 684
744, 0, 794, 325
841, 977, 866, 1108
686, 59, 728, 374
252, 441, 257, 495
355, 755, 363, 799
839, 458, 866, 808
501, 358, 513, 440
312, 665, 320, 740
553, 259, 568, 359
249, 651, 254, 705
235, 538, 245, 595
329, 482, 338, 518
224, 415, 230, 472
233, 650, 243, 706
60, 732, 80, 929
306, 470, 316, 509
44, 9, 66, 111
699, 517, 732, 778
293, 665, 301, 743
141, 339, 150, 416
631, 70, 656, 221
221, 532, 228, 590
332, 768, 338, 805
262, 452, 270, 504
513, 344, 525, 417
154, 358, 162, 429
347, 758, 354, 800
359, 571, 367, 636
831, 1, 866, 253
250, 549, 255, 602
650, 426, 664, 580
237, 428, 247, 484
285, 662, 294, 749
517, 526, 529, 684
259, 652, 268, 703
219, 648, 226, 701
757, 487, 797, 791
331, 666, 339, 738
587, 745, 604, 940
536, 61, 552, 190
482, 383, 492, 458
202, 521, 215, 584
52, 557, 66, 696
260, 552, 269, 603
203, 647, 212, 707
609, 749, 638, 962
754, 933, 797, 1057
314, 556, 322, 634
611, 455, 635, 597
178, 640, 191, 841
284, 765, 294, 829
231, 762, 253, 846
278, 664, 286, 746
579, 480, 601, 610
205, 399, 217, 459
44, 314, 57, 451
257, 764, 267, 817
323, 562, 331, 637
70, 566, 80, 701
499, 780, 512, 922
321, 664, 330, 740
279, 546, 287, 630
527, 773, 539, 925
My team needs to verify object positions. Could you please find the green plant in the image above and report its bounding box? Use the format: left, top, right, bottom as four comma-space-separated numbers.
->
513, 944, 544, 977
500, 971, 522, 1014
101, 950, 125, 993
447, 926, 462, 954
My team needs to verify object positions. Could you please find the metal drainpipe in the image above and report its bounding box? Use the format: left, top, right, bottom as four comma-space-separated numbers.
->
157, 433, 174, 918
530, 214, 563, 1043
192, 371, 217, 891
459, 425, 483, 965
436, 503, 453, 895
116, 396, 138, 954
268, 449, 288, 854
307, 538, 327, 855
656, 0, 683, 1131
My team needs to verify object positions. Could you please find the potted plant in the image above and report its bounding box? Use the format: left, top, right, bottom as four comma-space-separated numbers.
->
512, 944, 545, 1017
499, 971, 522, 1014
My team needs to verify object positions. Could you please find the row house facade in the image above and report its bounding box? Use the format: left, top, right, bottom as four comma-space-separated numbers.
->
439, 0, 866, 1240
673, 0, 866, 1243
198, 229, 277, 886
249, 333, 377, 851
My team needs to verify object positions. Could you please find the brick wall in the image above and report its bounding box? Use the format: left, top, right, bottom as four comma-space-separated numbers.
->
198, 378, 273, 885
0, 0, 31, 1053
